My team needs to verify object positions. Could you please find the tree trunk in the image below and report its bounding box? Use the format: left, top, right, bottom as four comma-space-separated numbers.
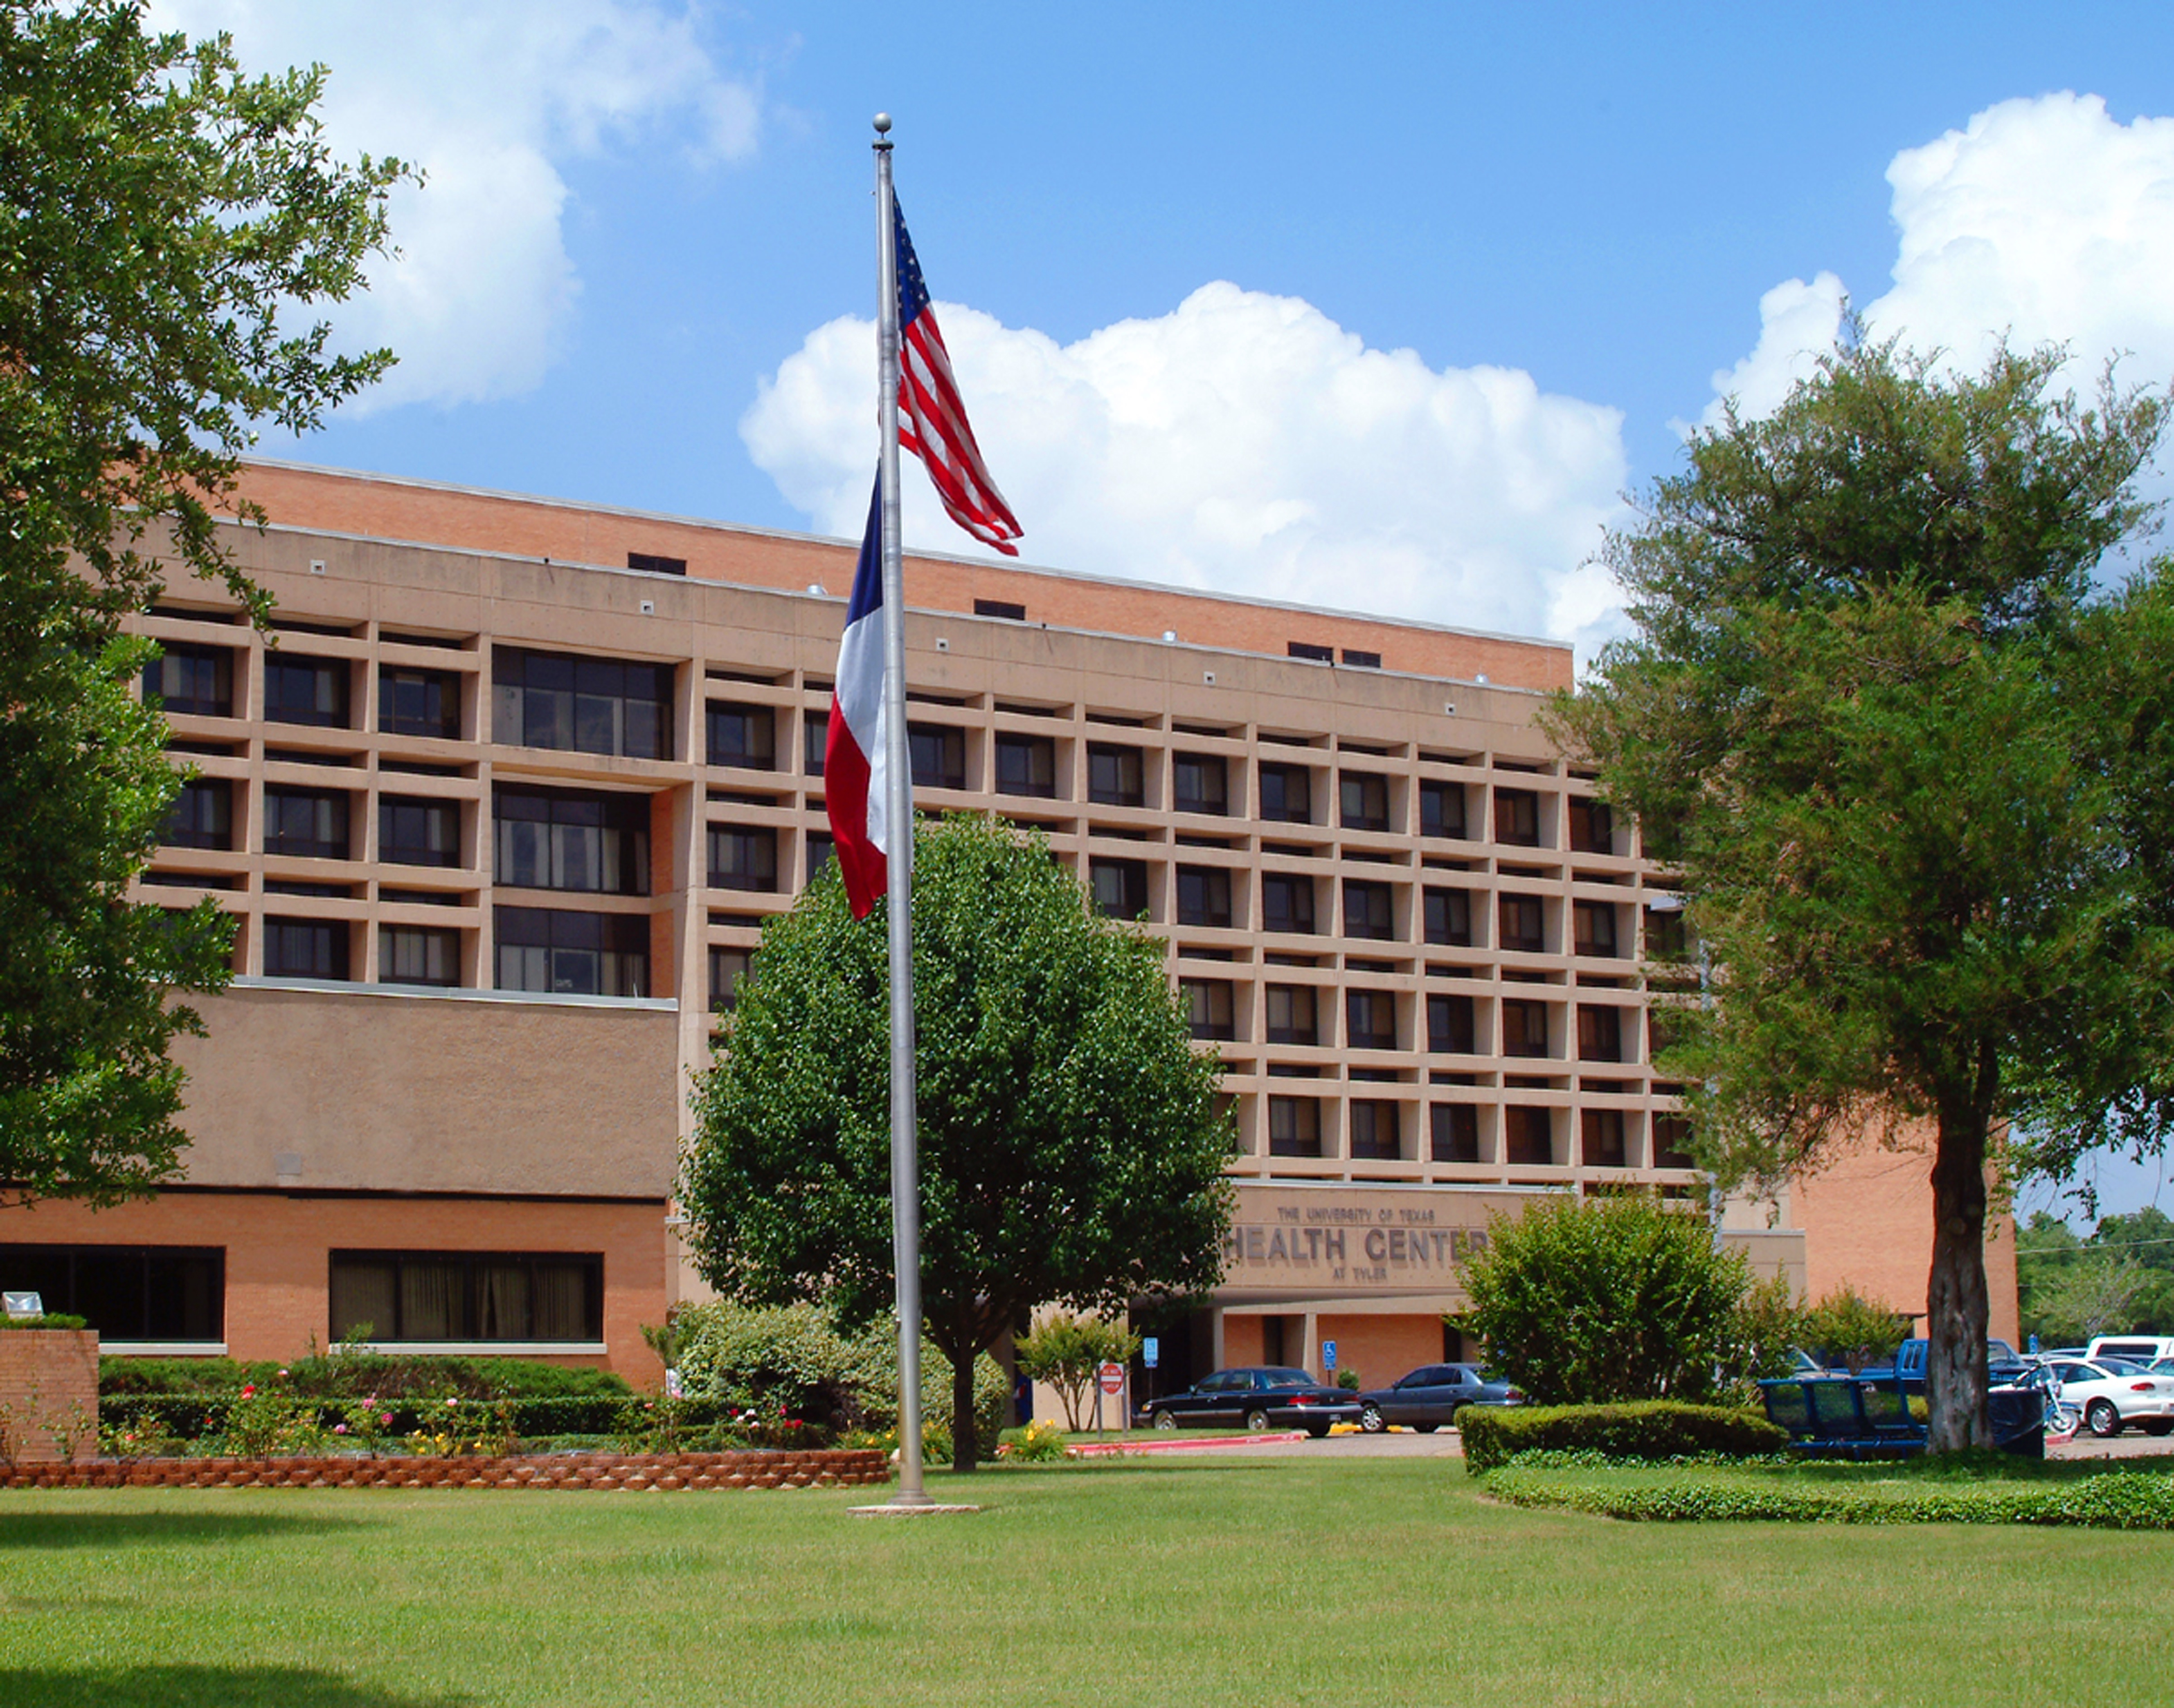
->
1925, 1050, 1996, 1453
950, 1337, 978, 1473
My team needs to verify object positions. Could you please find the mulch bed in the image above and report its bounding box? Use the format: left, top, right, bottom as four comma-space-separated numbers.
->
0, 1447, 891, 1492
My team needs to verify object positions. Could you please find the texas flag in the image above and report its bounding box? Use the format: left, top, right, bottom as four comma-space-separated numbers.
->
825, 479, 888, 917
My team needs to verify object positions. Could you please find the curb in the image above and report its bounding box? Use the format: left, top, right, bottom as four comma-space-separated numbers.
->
1068, 1432, 1308, 1455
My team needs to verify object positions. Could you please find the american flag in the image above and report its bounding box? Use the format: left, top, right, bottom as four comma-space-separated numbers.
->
892, 198, 1023, 556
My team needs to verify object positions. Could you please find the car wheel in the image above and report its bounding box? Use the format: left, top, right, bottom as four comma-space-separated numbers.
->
1245, 1408, 1272, 1433
1359, 1403, 1386, 1433
1152, 1410, 1178, 1432
2143, 1420, 2173, 1437
1306, 1421, 1330, 1439
2087, 1398, 2122, 1438
1413, 1423, 1440, 1434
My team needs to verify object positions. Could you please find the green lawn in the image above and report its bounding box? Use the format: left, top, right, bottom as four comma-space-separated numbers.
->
1, 1456, 2168, 1707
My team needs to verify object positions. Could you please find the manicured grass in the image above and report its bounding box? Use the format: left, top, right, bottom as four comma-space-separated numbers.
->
1, 1456, 2170, 1706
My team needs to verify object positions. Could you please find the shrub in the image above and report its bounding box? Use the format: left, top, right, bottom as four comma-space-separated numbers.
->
99, 1357, 244, 1396
1, 1313, 87, 1330
1015, 1313, 1139, 1431
1799, 1285, 1910, 1374
997, 1420, 1069, 1462
99, 1352, 630, 1402
1457, 1192, 1753, 1405
1459, 1401, 1787, 1474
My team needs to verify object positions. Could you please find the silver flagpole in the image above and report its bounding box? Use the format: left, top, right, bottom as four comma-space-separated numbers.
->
873, 113, 930, 1506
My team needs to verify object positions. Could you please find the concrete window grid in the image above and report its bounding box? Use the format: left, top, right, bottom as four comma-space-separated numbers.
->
131, 559, 1689, 1196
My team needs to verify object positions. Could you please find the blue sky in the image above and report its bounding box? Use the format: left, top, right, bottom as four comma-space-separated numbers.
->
161, 1, 2174, 1224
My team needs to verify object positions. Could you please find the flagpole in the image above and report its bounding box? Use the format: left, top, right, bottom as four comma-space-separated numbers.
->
873, 112, 930, 1507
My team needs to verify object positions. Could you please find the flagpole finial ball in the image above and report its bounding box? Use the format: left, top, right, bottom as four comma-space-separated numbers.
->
873, 113, 892, 134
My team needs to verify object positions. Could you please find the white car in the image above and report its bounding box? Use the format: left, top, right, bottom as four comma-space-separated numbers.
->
2029, 1358, 2174, 1438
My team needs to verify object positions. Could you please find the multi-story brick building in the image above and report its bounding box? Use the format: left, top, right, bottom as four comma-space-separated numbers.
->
0, 461, 2016, 1393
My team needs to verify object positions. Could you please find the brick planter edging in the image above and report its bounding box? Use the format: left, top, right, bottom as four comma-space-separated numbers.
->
0, 1447, 891, 1492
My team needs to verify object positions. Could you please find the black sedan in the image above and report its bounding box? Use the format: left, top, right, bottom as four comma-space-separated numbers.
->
1355, 1363, 1525, 1433
1136, 1366, 1362, 1438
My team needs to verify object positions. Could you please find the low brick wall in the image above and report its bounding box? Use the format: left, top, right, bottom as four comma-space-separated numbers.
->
0, 1447, 889, 1491
0, 1329, 99, 1465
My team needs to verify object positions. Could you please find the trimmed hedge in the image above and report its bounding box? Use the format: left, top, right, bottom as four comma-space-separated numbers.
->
1485, 1465, 2174, 1529
1459, 1400, 1787, 1474
1, 1313, 87, 1330
101, 1392, 725, 1442
98, 1354, 633, 1402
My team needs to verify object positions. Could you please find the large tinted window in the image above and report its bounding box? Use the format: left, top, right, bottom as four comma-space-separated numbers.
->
381, 925, 460, 986
708, 826, 779, 892
1176, 865, 1232, 928
1343, 879, 1394, 940
1086, 743, 1143, 806
1261, 874, 1316, 934
263, 917, 350, 981
1419, 781, 1465, 839
494, 907, 649, 997
994, 734, 1057, 798
379, 665, 462, 740
0, 1244, 223, 1341
163, 778, 232, 850
492, 648, 672, 760
1088, 858, 1149, 920
142, 644, 232, 718
1258, 763, 1311, 824
263, 654, 350, 728
1340, 773, 1389, 832
707, 702, 776, 770
1172, 753, 1228, 815
907, 723, 966, 790
381, 796, 461, 868
263, 787, 350, 860
328, 1250, 601, 1343
1424, 887, 1474, 947
494, 787, 650, 895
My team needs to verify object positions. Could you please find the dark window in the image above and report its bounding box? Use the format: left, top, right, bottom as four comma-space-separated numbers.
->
163, 778, 232, 850
379, 666, 461, 740
1262, 874, 1316, 935
706, 702, 776, 770
1343, 879, 1394, 940
263, 654, 350, 728
142, 644, 232, 718
973, 597, 1026, 621
1424, 887, 1474, 947
1181, 978, 1235, 1041
494, 907, 649, 998
1499, 894, 1546, 953
380, 796, 460, 868
1430, 1105, 1480, 1164
1568, 798, 1615, 855
0, 1244, 223, 1341
263, 787, 350, 860
1419, 781, 1465, 840
1176, 865, 1233, 928
1349, 1099, 1400, 1159
1258, 763, 1311, 824
1172, 753, 1228, 816
708, 826, 778, 893
381, 925, 459, 986
1287, 640, 1334, 662
995, 733, 1057, 798
908, 723, 966, 790
1346, 989, 1397, 1050
1427, 993, 1476, 1054
1340, 772, 1389, 832
265, 917, 350, 981
1649, 1005, 1683, 1064
1645, 906, 1690, 962
627, 551, 686, 576
1577, 1005, 1624, 1062
1493, 787, 1542, 847
329, 1249, 603, 1343
1505, 1106, 1554, 1167
1341, 647, 1382, 669
1653, 1113, 1696, 1169
1268, 1095, 1321, 1157
1088, 858, 1149, 920
1502, 998, 1551, 1058
805, 832, 835, 886
1086, 743, 1143, 807
1265, 984, 1319, 1046
1573, 900, 1619, 958
495, 787, 651, 895
1581, 1109, 1627, 1167
492, 647, 672, 760
803, 710, 829, 777
709, 947, 751, 1013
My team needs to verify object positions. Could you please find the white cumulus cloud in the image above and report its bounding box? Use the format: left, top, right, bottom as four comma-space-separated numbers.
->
1708, 93, 2174, 429
151, 0, 764, 409
742, 283, 1632, 659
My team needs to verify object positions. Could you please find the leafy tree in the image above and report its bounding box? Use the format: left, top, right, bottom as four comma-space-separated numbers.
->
681, 815, 1234, 1470
1550, 336, 2172, 1449
1457, 1192, 1752, 1406
1799, 1285, 1909, 1374
2026, 1253, 2152, 1344
0, 2, 408, 1200
1015, 1312, 1142, 1431
2018, 1206, 2174, 1341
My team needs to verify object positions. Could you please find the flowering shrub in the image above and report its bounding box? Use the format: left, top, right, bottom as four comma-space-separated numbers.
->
996, 1420, 1069, 1462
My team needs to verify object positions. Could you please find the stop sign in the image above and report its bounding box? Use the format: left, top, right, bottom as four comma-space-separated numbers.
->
1097, 1361, 1124, 1396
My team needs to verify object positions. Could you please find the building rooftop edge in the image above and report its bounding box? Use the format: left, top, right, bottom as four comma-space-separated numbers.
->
236, 454, 1575, 660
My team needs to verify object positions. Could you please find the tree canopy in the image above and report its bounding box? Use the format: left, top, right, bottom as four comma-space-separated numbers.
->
680, 814, 1235, 1470
0, 1, 409, 1199
1549, 334, 2173, 1449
